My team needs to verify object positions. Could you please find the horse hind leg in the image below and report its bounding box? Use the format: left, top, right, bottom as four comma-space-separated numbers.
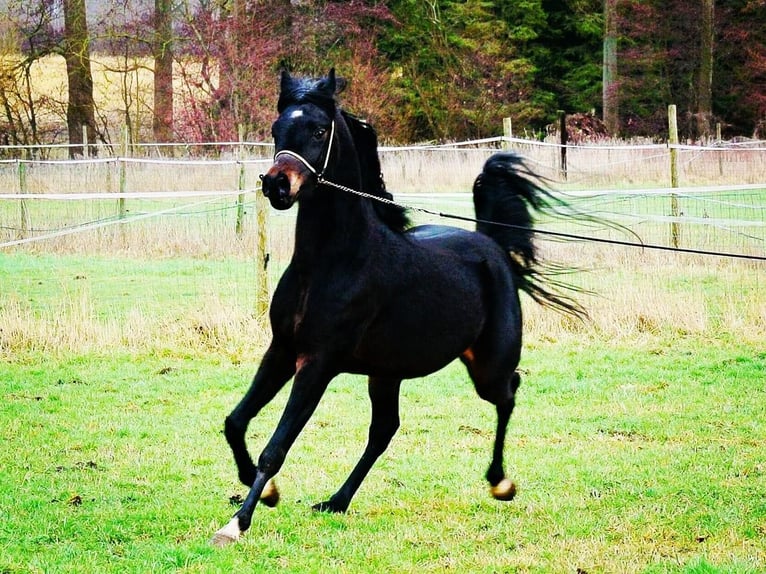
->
487, 371, 520, 501
462, 350, 521, 501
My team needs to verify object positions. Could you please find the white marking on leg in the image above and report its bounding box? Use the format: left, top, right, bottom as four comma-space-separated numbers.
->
490, 477, 517, 501
211, 517, 241, 547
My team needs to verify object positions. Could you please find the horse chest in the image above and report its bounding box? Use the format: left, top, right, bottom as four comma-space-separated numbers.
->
288, 272, 375, 344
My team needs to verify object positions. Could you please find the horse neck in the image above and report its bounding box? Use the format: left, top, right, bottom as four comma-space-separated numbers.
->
292, 151, 377, 271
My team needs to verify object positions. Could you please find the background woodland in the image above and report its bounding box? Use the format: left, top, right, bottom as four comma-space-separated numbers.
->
1, 0, 764, 153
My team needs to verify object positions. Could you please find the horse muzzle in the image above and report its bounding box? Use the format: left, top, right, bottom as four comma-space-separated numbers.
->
260, 156, 313, 210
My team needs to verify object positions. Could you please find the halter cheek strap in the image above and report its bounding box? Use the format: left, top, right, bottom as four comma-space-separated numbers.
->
273, 120, 336, 180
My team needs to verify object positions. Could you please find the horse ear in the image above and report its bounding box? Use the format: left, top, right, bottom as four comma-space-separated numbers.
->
280, 69, 292, 93
327, 68, 348, 94
315, 68, 336, 97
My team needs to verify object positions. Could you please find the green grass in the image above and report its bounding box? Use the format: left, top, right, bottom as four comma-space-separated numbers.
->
1, 233, 764, 572
1, 251, 262, 316
2, 339, 765, 573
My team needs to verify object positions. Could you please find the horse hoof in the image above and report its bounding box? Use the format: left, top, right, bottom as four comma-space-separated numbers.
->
490, 478, 517, 501
260, 479, 280, 507
312, 499, 347, 513
211, 518, 241, 547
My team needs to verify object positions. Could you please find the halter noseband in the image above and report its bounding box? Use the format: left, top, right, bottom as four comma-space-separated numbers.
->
273, 120, 336, 181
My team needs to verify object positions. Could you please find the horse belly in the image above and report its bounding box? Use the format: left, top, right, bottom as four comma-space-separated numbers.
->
351, 296, 485, 378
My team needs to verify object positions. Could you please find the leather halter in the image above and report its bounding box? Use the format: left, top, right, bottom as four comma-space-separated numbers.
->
273, 120, 336, 180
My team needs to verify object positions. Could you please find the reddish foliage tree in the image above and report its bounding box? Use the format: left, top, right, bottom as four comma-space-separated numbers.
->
175, 1, 288, 143
300, 2, 401, 139
174, 0, 397, 144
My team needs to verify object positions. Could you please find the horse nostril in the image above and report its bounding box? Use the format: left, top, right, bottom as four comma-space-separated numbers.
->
261, 171, 290, 199
275, 172, 289, 195
261, 173, 275, 197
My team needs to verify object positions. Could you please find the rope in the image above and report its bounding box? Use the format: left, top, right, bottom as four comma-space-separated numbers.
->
318, 178, 766, 262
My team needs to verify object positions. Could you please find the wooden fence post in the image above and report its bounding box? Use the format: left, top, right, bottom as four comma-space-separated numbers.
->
82, 124, 89, 158
668, 104, 680, 248
119, 125, 128, 220
716, 122, 723, 177
255, 150, 270, 325
236, 124, 246, 237
503, 117, 513, 150
18, 158, 29, 239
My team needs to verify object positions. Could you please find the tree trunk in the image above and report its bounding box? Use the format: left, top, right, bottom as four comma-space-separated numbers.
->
602, 0, 619, 135
231, 0, 246, 131
696, 0, 714, 138
63, 0, 96, 158
153, 0, 174, 143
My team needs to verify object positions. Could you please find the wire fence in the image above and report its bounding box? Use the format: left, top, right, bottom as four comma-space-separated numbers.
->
1, 136, 765, 255
1, 136, 764, 354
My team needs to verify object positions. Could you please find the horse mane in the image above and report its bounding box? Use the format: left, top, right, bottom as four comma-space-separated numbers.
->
340, 111, 410, 232
277, 69, 410, 232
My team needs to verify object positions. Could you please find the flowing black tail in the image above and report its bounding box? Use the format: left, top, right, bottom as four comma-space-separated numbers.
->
473, 152, 587, 318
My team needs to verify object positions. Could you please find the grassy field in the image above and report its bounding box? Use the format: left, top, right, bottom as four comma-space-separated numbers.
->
1, 245, 765, 573
1, 142, 765, 571
2, 338, 764, 573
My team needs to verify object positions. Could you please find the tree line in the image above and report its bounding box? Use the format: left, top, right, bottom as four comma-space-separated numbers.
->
1, 0, 764, 155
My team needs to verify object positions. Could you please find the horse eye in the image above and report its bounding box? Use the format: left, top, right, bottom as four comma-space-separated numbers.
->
313, 127, 327, 140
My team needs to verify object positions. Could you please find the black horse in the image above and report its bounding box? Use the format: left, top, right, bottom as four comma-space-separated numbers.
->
212, 69, 582, 546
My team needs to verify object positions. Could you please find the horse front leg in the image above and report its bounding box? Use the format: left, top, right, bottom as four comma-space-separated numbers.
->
212, 355, 334, 547
313, 376, 402, 513
224, 344, 295, 492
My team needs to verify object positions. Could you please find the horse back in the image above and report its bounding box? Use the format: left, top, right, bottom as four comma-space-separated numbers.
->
406, 224, 508, 264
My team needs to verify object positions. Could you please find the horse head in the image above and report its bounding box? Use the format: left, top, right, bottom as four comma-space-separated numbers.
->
260, 69, 409, 230
260, 69, 345, 210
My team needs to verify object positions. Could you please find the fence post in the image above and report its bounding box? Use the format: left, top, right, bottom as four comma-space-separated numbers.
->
716, 122, 723, 176
18, 158, 29, 239
668, 104, 680, 248
255, 145, 270, 325
236, 124, 246, 237
503, 117, 513, 150
82, 124, 89, 158
558, 110, 567, 180
119, 125, 128, 220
